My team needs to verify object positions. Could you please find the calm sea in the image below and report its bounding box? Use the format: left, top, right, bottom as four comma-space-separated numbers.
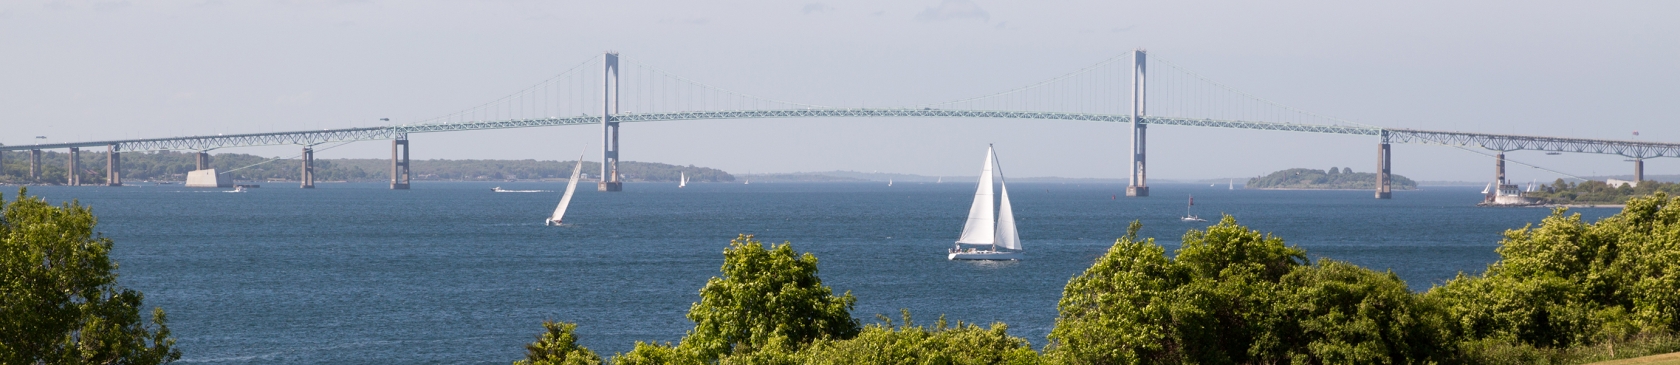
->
17, 182, 1619, 364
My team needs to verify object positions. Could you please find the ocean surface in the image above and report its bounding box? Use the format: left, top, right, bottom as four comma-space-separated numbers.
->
16, 181, 1620, 364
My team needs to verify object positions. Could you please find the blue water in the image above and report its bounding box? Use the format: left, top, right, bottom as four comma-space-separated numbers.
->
15, 182, 1619, 363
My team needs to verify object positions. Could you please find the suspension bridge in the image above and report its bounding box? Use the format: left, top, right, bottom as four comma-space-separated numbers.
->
5, 50, 1677, 198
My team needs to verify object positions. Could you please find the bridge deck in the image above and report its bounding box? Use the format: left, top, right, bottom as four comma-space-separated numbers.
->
5, 109, 1677, 159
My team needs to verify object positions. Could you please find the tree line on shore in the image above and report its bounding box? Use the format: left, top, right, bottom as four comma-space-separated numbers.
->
0, 150, 733, 184
5, 188, 1679, 364
1526, 179, 1680, 205
1246, 167, 1418, 190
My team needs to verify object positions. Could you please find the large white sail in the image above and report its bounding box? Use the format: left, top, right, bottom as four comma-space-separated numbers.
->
956, 147, 996, 244
550, 151, 585, 224
994, 182, 1020, 250
679, 172, 687, 188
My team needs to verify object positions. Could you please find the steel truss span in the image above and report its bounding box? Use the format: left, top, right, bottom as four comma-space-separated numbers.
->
3, 109, 1675, 159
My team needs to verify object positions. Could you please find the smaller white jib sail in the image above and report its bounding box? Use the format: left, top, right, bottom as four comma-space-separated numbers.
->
549, 149, 586, 225
994, 183, 1020, 250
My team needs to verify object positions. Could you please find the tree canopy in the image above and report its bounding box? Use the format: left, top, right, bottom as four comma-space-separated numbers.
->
0, 188, 179, 364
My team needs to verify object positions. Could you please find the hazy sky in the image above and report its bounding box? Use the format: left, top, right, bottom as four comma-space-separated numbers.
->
3, 1, 1677, 181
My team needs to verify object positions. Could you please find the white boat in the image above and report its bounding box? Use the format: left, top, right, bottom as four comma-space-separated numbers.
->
679, 172, 688, 188
937, 176, 942, 183
949, 145, 1024, 261
1229, 179, 1234, 190
546, 149, 587, 226
1181, 195, 1206, 222
229, 186, 247, 193
888, 179, 893, 187
1481, 182, 1493, 194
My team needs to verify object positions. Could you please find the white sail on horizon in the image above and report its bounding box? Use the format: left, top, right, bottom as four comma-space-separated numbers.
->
679, 172, 687, 188
956, 147, 996, 245
549, 149, 586, 225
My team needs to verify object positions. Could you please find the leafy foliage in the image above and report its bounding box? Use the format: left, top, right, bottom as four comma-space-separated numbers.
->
515, 320, 603, 365
1426, 193, 1680, 361
1246, 168, 1417, 190
0, 188, 179, 364
1046, 218, 1454, 364
674, 234, 860, 362
725, 310, 1040, 365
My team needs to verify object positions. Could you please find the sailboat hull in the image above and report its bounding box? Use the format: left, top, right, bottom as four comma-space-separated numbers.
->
947, 249, 1023, 261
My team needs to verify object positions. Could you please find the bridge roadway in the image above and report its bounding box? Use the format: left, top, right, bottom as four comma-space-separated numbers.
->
6, 108, 1678, 194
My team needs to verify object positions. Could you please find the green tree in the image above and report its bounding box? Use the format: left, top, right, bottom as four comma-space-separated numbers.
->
744, 310, 1038, 365
676, 234, 860, 362
1048, 217, 1454, 364
514, 320, 602, 365
0, 188, 179, 364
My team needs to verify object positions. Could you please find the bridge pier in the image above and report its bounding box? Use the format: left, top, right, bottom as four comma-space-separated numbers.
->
1635, 158, 1644, 182
195, 151, 210, 170
391, 137, 410, 189
66, 147, 80, 186
1126, 49, 1149, 197
301, 146, 315, 188
599, 52, 623, 192
30, 149, 40, 180
106, 144, 121, 186
1375, 142, 1391, 199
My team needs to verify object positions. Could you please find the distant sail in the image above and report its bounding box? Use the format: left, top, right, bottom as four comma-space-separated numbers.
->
957, 147, 996, 245
679, 172, 687, 188
549, 149, 586, 225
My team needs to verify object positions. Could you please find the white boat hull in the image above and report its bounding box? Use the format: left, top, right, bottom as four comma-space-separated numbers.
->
948, 249, 1023, 261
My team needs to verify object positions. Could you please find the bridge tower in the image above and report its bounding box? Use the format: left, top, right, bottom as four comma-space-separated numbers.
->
29, 149, 40, 180
1376, 132, 1391, 199
301, 146, 315, 189
66, 147, 80, 186
106, 144, 121, 186
391, 136, 410, 189
1126, 49, 1149, 197
599, 52, 623, 192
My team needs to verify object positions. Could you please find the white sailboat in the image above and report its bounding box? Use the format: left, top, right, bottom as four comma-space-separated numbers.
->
1229, 179, 1234, 190
679, 172, 688, 188
1481, 182, 1493, 194
1181, 195, 1207, 222
546, 149, 587, 226
888, 179, 893, 187
948, 145, 1024, 261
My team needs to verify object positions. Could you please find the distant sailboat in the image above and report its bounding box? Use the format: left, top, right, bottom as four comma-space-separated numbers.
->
1181, 195, 1207, 222
1229, 179, 1234, 190
679, 172, 688, 188
744, 171, 750, 185
937, 176, 942, 183
1481, 182, 1493, 195
888, 179, 893, 187
546, 149, 587, 226
948, 145, 1024, 261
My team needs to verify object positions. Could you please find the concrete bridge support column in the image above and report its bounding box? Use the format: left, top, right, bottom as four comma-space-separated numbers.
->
1375, 143, 1391, 199
196, 151, 210, 170
598, 51, 623, 192
66, 147, 80, 186
390, 137, 410, 190
1635, 159, 1644, 182
106, 144, 121, 186
1126, 49, 1149, 197
301, 146, 315, 189
30, 149, 40, 180
1495, 152, 1506, 185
